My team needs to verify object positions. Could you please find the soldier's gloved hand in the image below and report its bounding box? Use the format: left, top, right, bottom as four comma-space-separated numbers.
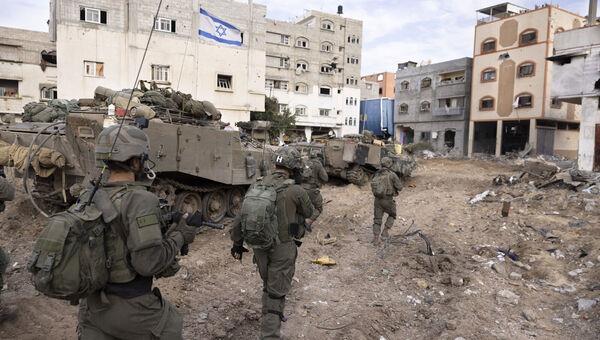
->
231, 244, 248, 260
173, 219, 196, 245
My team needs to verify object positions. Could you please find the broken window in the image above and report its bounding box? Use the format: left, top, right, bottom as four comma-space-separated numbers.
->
520, 29, 537, 45
399, 103, 408, 114
420, 77, 432, 89
517, 62, 535, 77
550, 97, 562, 109
320, 64, 333, 74
154, 18, 176, 33
295, 82, 308, 94
40, 87, 57, 100
481, 68, 496, 82
296, 37, 308, 48
320, 41, 333, 52
295, 106, 307, 116
420, 101, 431, 112
319, 108, 330, 116
516, 93, 533, 108
481, 38, 496, 53
321, 20, 334, 31
216, 74, 232, 90
400, 81, 409, 91
0, 79, 19, 97
319, 86, 331, 96
84, 61, 104, 77
480, 97, 494, 110
80, 7, 106, 24
151, 65, 170, 82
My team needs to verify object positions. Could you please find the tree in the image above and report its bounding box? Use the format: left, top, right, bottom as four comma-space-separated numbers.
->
251, 97, 296, 140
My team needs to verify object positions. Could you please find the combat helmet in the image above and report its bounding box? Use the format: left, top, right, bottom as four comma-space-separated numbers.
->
95, 125, 150, 163
380, 157, 393, 169
273, 147, 302, 170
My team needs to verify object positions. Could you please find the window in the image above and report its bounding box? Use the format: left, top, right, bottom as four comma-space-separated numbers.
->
481, 38, 496, 53
84, 61, 104, 77
295, 82, 308, 94
266, 56, 290, 69
151, 65, 170, 82
321, 20, 334, 31
439, 97, 464, 108
0, 79, 18, 97
319, 108, 331, 116
481, 68, 496, 82
517, 62, 535, 78
41, 87, 57, 100
346, 77, 358, 86
216, 74, 232, 90
555, 27, 565, 34
480, 97, 494, 110
551, 97, 562, 109
399, 103, 408, 114
295, 106, 307, 116
520, 29, 537, 45
320, 41, 333, 53
420, 131, 431, 142
296, 37, 308, 48
265, 79, 288, 90
280, 35, 290, 45
400, 81, 409, 90
420, 101, 431, 112
347, 56, 359, 64
348, 35, 359, 44
80, 7, 107, 24
346, 97, 357, 106
320, 64, 333, 74
154, 18, 176, 33
420, 77, 432, 89
319, 86, 331, 96
515, 93, 533, 108
278, 104, 288, 113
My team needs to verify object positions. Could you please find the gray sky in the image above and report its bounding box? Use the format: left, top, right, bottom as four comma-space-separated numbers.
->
0, 0, 589, 74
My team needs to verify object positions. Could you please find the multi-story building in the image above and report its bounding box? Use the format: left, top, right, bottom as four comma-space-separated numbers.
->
362, 72, 395, 98
264, 8, 362, 140
360, 79, 380, 100
468, 3, 584, 158
0, 27, 57, 115
394, 58, 472, 155
549, 23, 600, 171
50, 0, 267, 124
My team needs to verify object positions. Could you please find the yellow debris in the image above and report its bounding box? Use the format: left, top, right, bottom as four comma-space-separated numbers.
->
311, 256, 336, 266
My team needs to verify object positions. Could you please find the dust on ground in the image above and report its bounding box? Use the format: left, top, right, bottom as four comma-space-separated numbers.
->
0, 159, 598, 339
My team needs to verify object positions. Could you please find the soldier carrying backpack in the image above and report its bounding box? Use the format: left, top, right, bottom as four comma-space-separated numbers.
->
370, 157, 402, 245
230, 147, 314, 340
28, 125, 196, 339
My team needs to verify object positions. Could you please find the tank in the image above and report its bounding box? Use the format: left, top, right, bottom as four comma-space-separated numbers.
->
0, 89, 272, 223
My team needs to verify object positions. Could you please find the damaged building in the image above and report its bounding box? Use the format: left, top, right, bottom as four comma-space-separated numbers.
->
394, 58, 473, 155
549, 2, 600, 171
468, 3, 584, 158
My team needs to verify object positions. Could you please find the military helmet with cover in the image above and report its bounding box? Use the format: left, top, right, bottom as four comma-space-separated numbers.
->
95, 125, 150, 163
272, 147, 302, 170
380, 157, 393, 169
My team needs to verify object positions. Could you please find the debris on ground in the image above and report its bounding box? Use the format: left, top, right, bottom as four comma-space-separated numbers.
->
311, 256, 337, 266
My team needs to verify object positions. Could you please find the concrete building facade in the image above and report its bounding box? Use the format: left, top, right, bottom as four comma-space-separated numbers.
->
549, 24, 600, 171
50, 0, 267, 125
264, 9, 362, 139
0, 27, 57, 114
362, 71, 395, 98
468, 3, 584, 158
360, 79, 380, 100
394, 58, 473, 155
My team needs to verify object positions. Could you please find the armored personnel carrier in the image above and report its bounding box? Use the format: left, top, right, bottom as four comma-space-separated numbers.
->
0, 86, 272, 222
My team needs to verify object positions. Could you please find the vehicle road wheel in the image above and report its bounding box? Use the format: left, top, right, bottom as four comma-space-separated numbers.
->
175, 191, 203, 215
347, 166, 367, 186
203, 190, 227, 223
226, 187, 245, 217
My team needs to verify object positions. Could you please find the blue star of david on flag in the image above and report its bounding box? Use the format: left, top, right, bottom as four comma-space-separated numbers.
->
198, 8, 242, 46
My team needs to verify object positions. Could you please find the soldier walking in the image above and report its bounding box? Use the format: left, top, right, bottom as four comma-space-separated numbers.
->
370, 157, 402, 244
0, 174, 15, 322
231, 147, 314, 339
301, 149, 328, 219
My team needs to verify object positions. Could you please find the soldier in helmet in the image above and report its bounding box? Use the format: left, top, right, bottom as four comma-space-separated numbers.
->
78, 125, 196, 339
300, 149, 328, 220
370, 157, 402, 245
230, 147, 314, 339
0, 174, 15, 322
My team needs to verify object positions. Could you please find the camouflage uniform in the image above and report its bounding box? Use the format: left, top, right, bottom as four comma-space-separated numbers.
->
300, 156, 328, 218
372, 158, 402, 241
231, 158, 314, 339
0, 176, 15, 294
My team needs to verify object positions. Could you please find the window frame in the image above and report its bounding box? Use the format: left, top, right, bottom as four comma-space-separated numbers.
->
295, 37, 309, 48
481, 38, 497, 54
400, 81, 409, 91
517, 61, 536, 78
154, 17, 175, 33
481, 67, 497, 83
479, 96, 495, 111
319, 108, 331, 116
320, 41, 333, 53
515, 93, 533, 109
519, 29, 538, 46
319, 86, 332, 96
320, 64, 333, 74
83, 61, 104, 77
420, 101, 431, 112
40, 87, 57, 101
295, 105, 307, 116
321, 20, 334, 31
399, 103, 409, 114
295, 82, 308, 94
216, 74, 233, 91
550, 97, 563, 109
84, 7, 101, 24
151, 64, 170, 83
420, 77, 432, 89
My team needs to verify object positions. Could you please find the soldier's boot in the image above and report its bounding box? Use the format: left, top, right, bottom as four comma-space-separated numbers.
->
261, 295, 286, 340
372, 224, 381, 245
382, 217, 395, 240
0, 305, 17, 323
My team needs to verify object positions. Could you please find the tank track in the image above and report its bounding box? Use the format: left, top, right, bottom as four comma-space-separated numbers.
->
158, 178, 228, 193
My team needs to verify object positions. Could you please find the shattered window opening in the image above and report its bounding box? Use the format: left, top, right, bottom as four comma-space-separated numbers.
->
516, 94, 533, 108
400, 81, 409, 90
41, 87, 57, 101
420, 77, 432, 89
0, 79, 19, 97
84, 61, 104, 77
420, 101, 431, 112
399, 103, 409, 114
217, 74, 232, 90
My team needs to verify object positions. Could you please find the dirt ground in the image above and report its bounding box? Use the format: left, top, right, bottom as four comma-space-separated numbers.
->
0, 158, 598, 339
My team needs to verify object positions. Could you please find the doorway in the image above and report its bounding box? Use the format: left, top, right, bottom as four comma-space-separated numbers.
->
473, 122, 497, 154
536, 126, 555, 156
444, 130, 456, 149
501, 120, 530, 154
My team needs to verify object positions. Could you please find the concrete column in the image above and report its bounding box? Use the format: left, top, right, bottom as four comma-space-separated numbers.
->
304, 126, 312, 142
528, 118, 537, 154
467, 120, 475, 157
495, 120, 503, 157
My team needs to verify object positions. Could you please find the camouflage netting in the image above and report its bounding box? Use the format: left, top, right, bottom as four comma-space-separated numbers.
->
22, 99, 79, 123
0, 140, 66, 177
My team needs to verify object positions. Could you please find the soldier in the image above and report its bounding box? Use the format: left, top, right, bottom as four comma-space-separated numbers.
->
300, 149, 328, 219
0, 174, 15, 322
370, 157, 402, 245
231, 147, 314, 340
78, 125, 196, 339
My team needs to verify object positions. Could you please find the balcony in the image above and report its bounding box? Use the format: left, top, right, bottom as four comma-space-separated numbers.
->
432, 107, 465, 116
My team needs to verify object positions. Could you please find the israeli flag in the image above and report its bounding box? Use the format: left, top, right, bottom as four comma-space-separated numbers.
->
198, 8, 243, 46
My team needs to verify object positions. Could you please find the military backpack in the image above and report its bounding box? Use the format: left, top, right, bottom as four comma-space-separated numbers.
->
371, 169, 393, 198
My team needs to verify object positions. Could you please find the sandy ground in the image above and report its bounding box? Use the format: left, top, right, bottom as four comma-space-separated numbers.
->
0, 158, 598, 339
